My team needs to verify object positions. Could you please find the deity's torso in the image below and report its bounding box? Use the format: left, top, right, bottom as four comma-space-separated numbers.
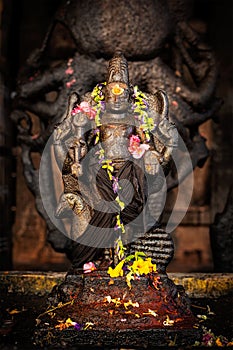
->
100, 115, 135, 164
100, 113, 135, 163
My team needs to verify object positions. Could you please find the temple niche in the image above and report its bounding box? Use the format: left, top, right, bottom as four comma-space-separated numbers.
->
6, 0, 232, 275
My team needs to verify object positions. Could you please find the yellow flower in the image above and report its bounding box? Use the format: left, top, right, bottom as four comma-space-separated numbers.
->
115, 197, 125, 210
65, 318, 75, 325
126, 271, 134, 289
131, 257, 156, 275
107, 259, 125, 278
145, 258, 157, 272
132, 259, 150, 275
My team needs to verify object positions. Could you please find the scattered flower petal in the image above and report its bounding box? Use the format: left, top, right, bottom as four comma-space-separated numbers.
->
83, 322, 94, 330
143, 309, 158, 317
163, 315, 174, 326
83, 262, 97, 273
197, 314, 208, 320
74, 323, 83, 331
103, 295, 112, 303
215, 337, 224, 347
7, 309, 22, 315
123, 300, 139, 309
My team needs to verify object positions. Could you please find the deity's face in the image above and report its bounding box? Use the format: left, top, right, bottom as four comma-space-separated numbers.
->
105, 82, 129, 113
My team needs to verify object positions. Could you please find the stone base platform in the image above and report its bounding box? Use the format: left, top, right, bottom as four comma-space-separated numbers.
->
35, 326, 201, 348
33, 270, 202, 348
0, 271, 232, 349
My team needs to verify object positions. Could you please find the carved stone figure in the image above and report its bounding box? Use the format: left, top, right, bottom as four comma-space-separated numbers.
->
10, 0, 222, 257
37, 55, 200, 344
53, 52, 177, 274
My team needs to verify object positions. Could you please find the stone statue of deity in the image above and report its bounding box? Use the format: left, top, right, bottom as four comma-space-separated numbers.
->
53, 52, 178, 275
37, 53, 200, 348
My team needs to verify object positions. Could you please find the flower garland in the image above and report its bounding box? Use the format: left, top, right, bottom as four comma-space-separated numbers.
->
96, 148, 125, 239
91, 82, 106, 143
71, 82, 155, 152
131, 85, 156, 141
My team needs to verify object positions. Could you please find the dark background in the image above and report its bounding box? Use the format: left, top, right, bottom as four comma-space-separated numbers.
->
0, 0, 232, 272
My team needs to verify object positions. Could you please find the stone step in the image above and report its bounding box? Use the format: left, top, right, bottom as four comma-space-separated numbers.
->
0, 271, 232, 298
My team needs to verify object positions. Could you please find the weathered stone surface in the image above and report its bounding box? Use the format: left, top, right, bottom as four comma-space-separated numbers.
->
0, 271, 65, 295
171, 273, 233, 298
35, 326, 201, 348
34, 270, 200, 348
1, 271, 232, 348
1, 271, 232, 298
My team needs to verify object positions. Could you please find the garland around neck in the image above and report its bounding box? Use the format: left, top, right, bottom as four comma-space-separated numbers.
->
71, 82, 156, 140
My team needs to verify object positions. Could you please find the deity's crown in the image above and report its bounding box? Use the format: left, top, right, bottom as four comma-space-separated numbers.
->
107, 51, 129, 86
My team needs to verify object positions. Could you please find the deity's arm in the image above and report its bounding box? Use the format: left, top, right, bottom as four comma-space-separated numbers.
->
53, 92, 80, 168
53, 96, 95, 246
53, 92, 92, 175
143, 90, 178, 176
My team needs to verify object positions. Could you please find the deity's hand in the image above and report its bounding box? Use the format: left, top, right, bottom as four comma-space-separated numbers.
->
53, 93, 78, 168
54, 92, 80, 143
146, 90, 178, 176
54, 92, 90, 170
154, 117, 178, 174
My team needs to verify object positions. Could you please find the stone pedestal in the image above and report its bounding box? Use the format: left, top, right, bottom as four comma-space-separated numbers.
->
35, 270, 201, 348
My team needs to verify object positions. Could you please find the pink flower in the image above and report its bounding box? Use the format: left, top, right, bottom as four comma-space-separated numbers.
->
66, 78, 76, 88
129, 135, 141, 147
71, 106, 81, 115
71, 101, 96, 119
79, 101, 96, 119
65, 67, 74, 75
129, 144, 150, 159
67, 58, 73, 66
128, 135, 149, 159
79, 101, 91, 113
83, 262, 97, 273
